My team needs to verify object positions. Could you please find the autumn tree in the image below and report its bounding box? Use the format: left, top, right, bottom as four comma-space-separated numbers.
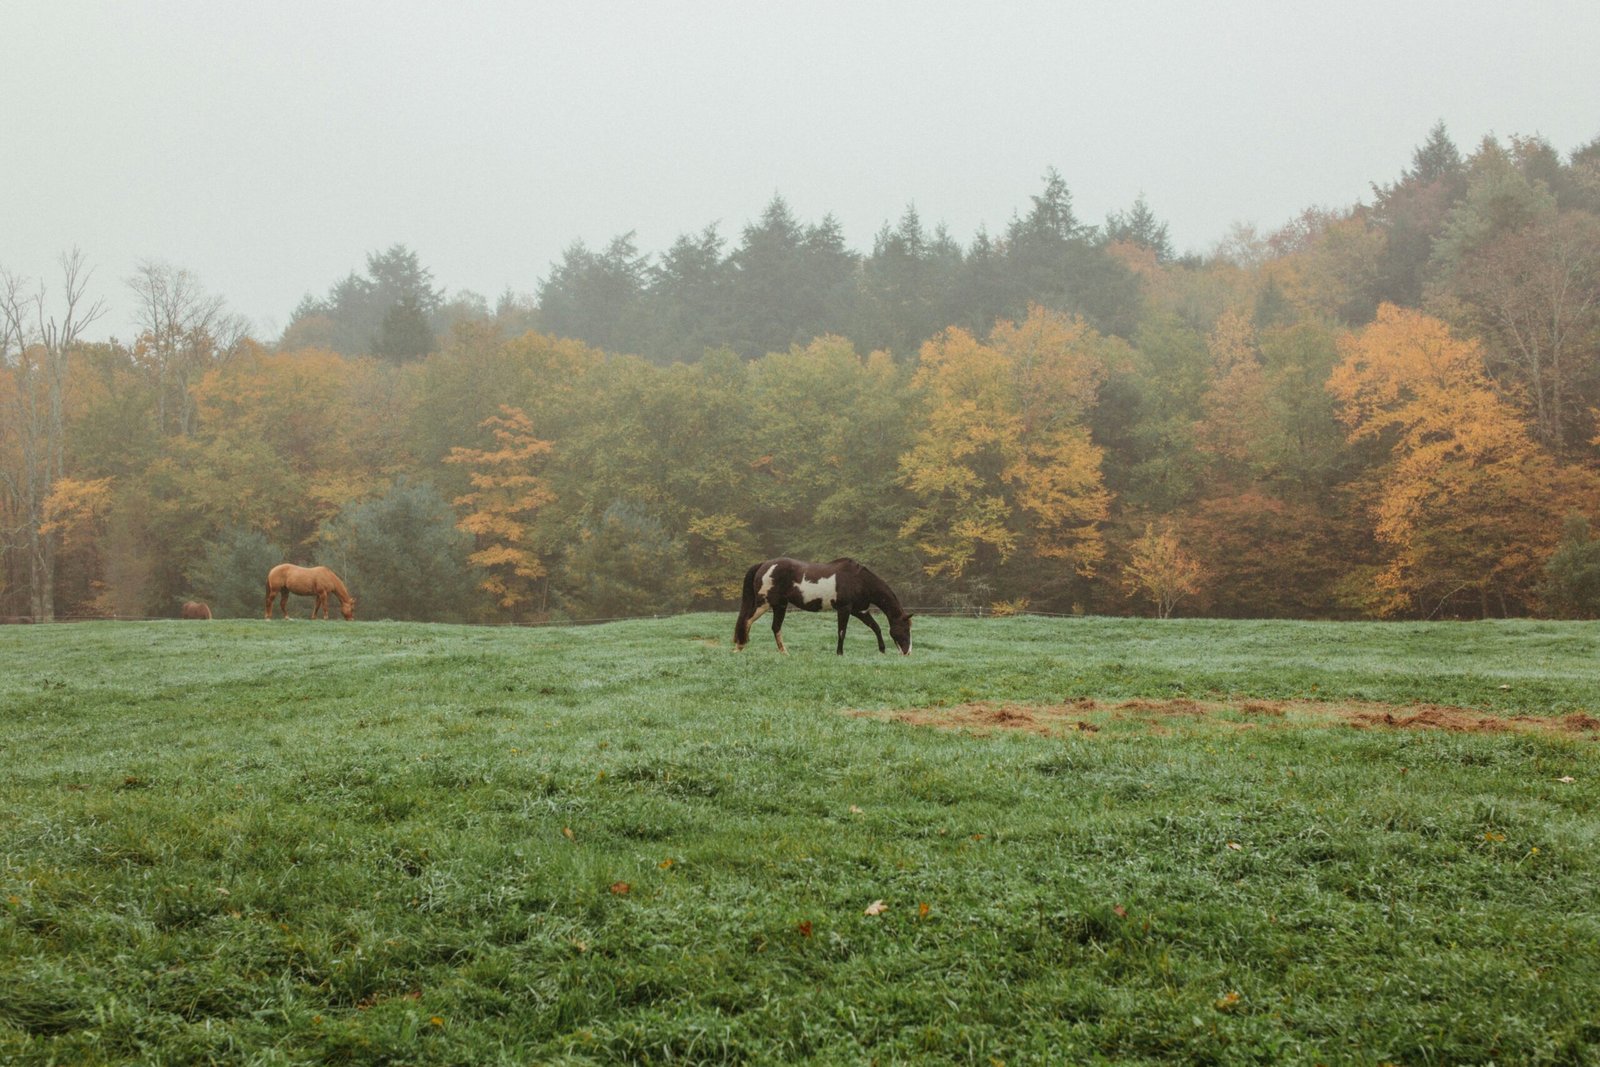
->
446, 405, 556, 618
1327, 305, 1590, 616
0, 251, 105, 619
1435, 210, 1600, 452
126, 261, 248, 437
899, 305, 1113, 608
1122, 521, 1203, 618
744, 336, 914, 579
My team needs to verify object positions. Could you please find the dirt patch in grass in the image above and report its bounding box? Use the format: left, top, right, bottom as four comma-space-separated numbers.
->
851, 698, 1600, 739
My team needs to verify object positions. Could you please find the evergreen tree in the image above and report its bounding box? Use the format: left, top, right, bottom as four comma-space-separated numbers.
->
537, 234, 649, 354
1105, 193, 1174, 261
1370, 122, 1468, 306
373, 295, 436, 362
556, 500, 689, 620
284, 244, 443, 358
188, 527, 285, 619
318, 479, 478, 621
644, 224, 734, 363
1539, 514, 1600, 618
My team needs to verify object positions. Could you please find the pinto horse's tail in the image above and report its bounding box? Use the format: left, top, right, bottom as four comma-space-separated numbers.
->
733, 562, 762, 649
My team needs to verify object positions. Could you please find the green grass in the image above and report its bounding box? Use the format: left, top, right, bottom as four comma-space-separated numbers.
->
2, 614, 1597, 1065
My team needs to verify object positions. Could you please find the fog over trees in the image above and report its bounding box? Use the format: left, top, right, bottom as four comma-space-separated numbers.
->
4, 125, 1600, 622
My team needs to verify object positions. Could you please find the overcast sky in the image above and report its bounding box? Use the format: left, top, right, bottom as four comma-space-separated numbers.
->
5, 0, 1597, 342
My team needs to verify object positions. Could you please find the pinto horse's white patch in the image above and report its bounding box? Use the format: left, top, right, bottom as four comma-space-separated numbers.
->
794, 573, 838, 610
756, 564, 778, 599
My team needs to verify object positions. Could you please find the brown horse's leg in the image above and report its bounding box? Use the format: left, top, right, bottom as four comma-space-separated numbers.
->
315, 592, 328, 619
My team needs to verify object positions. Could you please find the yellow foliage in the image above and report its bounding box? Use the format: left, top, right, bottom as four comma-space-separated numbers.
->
899, 306, 1111, 579
39, 477, 115, 543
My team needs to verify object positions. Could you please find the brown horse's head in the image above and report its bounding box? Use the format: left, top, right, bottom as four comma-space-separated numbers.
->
341, 596, 356, 621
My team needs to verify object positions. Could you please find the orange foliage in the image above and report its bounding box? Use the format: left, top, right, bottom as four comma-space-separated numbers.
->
1328, 305, 1595, 614
445, 405, 555, 613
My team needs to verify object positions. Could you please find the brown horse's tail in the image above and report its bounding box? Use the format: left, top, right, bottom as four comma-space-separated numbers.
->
733, 562, 762, 648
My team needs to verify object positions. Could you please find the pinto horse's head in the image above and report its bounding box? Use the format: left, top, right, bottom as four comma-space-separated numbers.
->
341, 597, 356, 621
890, 612, 913, 655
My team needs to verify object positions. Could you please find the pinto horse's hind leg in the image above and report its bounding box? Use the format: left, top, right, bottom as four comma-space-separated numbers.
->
853, 610, 886, 653
734, 601, 769, 652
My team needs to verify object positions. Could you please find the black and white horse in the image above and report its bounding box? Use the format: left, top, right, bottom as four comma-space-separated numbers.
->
734, 557, 913, 655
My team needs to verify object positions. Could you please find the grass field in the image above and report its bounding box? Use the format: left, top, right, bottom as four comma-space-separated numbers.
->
2, 614, 1597, 1064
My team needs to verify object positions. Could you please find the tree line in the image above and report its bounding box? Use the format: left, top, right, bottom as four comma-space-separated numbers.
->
4, 124, 1599, 623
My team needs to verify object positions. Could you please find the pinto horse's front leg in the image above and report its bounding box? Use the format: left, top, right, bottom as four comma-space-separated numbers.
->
854, 610, 886, 653
836, 609, 851, 655
771, 602, 788, 654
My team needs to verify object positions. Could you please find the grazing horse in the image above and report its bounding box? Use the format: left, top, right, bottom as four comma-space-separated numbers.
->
181, 601, 212, 620
734, 557, 913, 655
264, 564, 356, 620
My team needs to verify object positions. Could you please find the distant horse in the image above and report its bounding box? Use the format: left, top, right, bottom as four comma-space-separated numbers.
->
265, 564, 356, 620
181, 601, 212, 620
734, 557, 913, 655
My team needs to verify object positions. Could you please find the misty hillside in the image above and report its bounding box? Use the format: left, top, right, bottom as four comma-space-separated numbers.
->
4, 125, 1600, 624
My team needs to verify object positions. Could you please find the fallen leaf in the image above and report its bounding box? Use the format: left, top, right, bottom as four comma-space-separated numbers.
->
658, 858, 675, 869
1497, 684, 1511, 691
609, 881, 630, 895
1215, 991, 1241, 1011
562, 826, 575, 841
430, 1016, 444, 1027
1113, 905, 1127, 918
1557, 776, 1575, 783
864, 899, 888, 916
918, 902, 931, 918
1226, 841, 1242, 851
849, 805, 864, 815
796, 920, 813, 938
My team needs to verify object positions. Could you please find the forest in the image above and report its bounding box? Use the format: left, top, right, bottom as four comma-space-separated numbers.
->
4, 124, 1599, 624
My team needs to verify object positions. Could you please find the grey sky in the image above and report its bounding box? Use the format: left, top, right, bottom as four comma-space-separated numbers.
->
5, 0, 1597, 342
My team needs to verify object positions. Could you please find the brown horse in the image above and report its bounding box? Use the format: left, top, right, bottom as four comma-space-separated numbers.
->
181, 601, 212, 619
265, 564, 356, 620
